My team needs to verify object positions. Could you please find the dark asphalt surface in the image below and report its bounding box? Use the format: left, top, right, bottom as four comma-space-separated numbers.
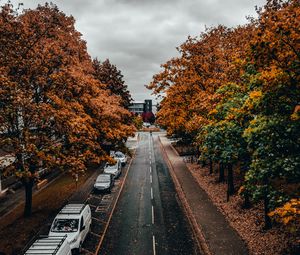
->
100, 132, 200, 255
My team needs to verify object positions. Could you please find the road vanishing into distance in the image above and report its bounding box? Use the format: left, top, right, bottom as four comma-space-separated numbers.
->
100, 132, 200, 255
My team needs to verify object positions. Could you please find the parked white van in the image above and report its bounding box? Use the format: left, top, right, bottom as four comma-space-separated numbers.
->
24, 235, 71, 255
49, 204, 91, 254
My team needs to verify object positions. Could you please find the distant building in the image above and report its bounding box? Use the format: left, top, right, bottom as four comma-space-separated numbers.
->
129, 101, 145, 115
144, 100, 152, 112
129, 99, 155, 115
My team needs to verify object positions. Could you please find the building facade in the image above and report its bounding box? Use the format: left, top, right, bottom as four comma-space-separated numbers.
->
128, 101, 145, 115
129, 99, 154, 115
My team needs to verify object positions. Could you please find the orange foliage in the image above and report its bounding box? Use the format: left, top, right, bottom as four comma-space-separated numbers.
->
0, 3, 135, 216
149, 25, 254, 139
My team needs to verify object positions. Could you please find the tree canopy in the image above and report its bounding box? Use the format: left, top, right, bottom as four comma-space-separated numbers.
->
0, 2, 135, 216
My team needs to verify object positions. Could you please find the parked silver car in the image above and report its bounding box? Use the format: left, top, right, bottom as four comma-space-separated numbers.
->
103, 159, 121, 178
114, 151, 127, 166
93, 173, 114, 193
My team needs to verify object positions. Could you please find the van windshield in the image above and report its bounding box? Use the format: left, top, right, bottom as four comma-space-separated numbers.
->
51, 218, 79, 232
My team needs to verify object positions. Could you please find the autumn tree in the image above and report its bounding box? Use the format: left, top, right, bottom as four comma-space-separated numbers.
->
132, 114, 143, 130
148, 0, 300, 231
92, 58, 132, 109
149, 25, 254, 141
0, 3, 135, 217
0, 3, 91, 217
242, 0, 300, 229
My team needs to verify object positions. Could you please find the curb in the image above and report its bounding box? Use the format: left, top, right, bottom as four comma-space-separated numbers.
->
170, 141, 180, 157
158, 135, 212, 255
94, 138, 138, 254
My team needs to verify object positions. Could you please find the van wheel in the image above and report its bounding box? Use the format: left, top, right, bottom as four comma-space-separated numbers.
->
76, 243, 82, 255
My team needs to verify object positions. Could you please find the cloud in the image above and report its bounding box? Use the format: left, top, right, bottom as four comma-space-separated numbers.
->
9, 0, 266, 102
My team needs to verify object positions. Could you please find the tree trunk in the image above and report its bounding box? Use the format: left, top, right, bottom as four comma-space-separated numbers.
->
24, 179, 34, 217
227, 164, 234, 201
209, 160, 213, 174
263, 178, 272, 229
264, 195, 272, 229
219, 163, 225, 182
243, 193, 251, 209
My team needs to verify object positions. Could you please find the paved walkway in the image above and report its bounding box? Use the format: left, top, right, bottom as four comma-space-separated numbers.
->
159, 134, 248, 255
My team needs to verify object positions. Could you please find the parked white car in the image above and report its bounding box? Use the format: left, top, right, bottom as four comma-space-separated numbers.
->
25, 235, 71, 255
143, 122, 151, 128
49, 204, 91, 254
114, 151, 127, 166
103, 159, 121, 178
93, 173, 114, 193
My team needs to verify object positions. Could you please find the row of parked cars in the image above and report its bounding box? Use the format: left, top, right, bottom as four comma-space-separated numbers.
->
24, 151, 127, 255
93, 151, 127, 193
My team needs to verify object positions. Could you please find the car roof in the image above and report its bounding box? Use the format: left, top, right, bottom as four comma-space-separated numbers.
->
96, 174, 111, 180
57, 204, 86, 216
25, 236, 68, 254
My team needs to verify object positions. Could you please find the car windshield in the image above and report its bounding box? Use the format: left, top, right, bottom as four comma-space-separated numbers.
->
105, 163, 117, 170
97, 175, 110, 183
115, 153, 124, 158
51, 219, 79, 232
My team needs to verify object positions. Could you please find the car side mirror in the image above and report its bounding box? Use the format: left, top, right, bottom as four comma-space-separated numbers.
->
80, 225, 85, 231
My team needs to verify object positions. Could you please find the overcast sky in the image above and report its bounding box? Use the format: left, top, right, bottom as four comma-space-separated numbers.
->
10, 0, 266, 102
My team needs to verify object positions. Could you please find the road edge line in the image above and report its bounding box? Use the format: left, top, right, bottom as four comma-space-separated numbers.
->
158, 135, 212, 255
94, 136, 138, 255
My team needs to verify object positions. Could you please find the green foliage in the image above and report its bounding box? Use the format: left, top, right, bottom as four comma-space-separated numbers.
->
244, 115, 300, 208
132, 114, 143, 130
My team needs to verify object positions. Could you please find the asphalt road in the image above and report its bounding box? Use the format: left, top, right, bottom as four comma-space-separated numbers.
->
100, 132, 200, 255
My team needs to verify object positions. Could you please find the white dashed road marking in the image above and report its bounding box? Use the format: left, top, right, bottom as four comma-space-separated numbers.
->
151, 187, 153, 200
152, 205, 155, 224
153, 235, 156, 255
149, 135, 156, 255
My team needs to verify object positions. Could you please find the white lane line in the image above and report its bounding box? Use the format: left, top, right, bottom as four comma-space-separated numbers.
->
151, 187, 153, 200
150, 174, 152, 184
152, 205, 155, 224
149, 166, 152, 173
152, 235, 156, 255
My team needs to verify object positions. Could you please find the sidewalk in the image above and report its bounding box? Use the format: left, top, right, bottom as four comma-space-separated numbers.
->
159, 134, 248, 255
